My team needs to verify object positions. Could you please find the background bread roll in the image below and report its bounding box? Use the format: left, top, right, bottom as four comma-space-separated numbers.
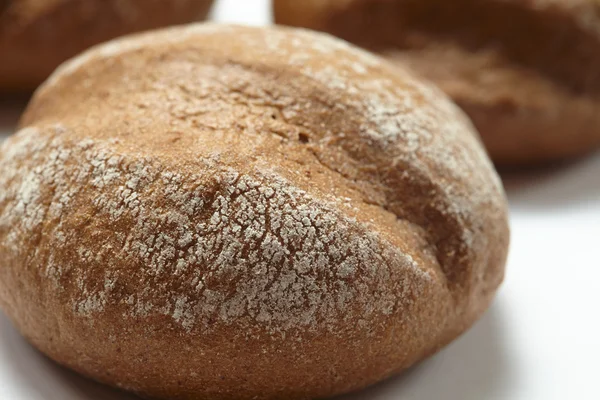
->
0, 0, 214, 91
0, 24, 509, 399
274, 0, 600, 165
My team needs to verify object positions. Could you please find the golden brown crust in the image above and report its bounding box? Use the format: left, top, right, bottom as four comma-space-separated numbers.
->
0, 0, 214, 91
0, 24, 509, 399
274, 0, 600, 165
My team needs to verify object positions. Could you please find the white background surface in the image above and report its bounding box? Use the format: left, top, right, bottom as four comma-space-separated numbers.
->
1, 1, 599, 399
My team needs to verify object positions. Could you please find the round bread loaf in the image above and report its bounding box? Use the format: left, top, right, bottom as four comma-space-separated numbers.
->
0, 0, 214, 91
274, 0, 600, 165
0, 24, 509, 400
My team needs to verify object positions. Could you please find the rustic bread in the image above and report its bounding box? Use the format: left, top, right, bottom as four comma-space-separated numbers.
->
274, 0, 600, 165
0, 0, 214, 91
0, 24, 510, 400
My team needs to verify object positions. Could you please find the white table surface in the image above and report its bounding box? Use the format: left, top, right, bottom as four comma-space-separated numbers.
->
1, 1, 599, 399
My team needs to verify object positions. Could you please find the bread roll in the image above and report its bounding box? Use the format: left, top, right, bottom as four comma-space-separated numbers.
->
0, 0, 214, 91
274, 0, 600, 165
0, 24, 509, 400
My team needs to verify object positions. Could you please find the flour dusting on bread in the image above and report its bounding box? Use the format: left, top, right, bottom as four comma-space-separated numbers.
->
0, 127, 429, 334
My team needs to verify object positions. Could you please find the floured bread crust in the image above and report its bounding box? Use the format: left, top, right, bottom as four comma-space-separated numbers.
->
0, 24, 509, 400
274, 0, 600, 165
0, 0, 214, 91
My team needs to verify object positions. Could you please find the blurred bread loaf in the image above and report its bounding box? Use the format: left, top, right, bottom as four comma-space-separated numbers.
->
274, 0, 600, 165
0, 0, 214, 91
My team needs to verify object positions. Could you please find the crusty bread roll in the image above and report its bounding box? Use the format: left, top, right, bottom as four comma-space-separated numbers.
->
0, 0, 214, 91
0, 24, 509, 400
274, 0, 600, 165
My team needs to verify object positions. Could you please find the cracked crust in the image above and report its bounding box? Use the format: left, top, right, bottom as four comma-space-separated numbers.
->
274, 0, 600, 165
0, 0, 214, 91
0, 24, 509, 400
